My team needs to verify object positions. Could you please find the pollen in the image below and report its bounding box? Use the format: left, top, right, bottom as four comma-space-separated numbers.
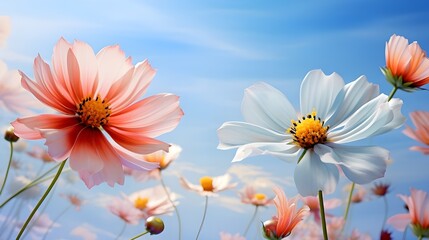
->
134, 197, 149, 210
200, 176, 214, 192
144, 154, 168, 169
287, 111, 329, 149
76, 95, 111, 128
254, 193, 266, 201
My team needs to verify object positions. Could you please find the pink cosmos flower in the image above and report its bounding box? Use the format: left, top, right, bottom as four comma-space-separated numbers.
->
0, 16, 10, 47
27, 146, 54, 163
383, 34, 429, 90
107, 197, 141, 225
219, 232, 246, 240
0, 60, 41, 115
180, 174, 237, 196
302, 195, 341, 223
387, 189, 429, 238
262, 187, 308, 239
60, 193, 84, 210
240, 186, 274, 207
403, 111, 429, 154
125, 144, 182, 182
12, 38, 183, 188
126, 185, 178, 219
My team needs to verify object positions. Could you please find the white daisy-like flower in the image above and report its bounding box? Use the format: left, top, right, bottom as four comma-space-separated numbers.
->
217, 69, 405, 196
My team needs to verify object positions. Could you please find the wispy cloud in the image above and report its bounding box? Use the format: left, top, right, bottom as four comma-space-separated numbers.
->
227, 164, 294, 188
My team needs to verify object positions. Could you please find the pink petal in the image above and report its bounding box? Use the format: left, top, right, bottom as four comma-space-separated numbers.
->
12, 114, 80, 140
109, 94, 184, 138
70, 40, 98, 97
106, 60, 156, 111
68, 128, 104, 174
41, 124, 85, 161
111, 143, 159, 171
410, 146, 429, 154
104, 125, 170, 154
387, 214, 411, 231
66, 49, 84, 102
179, 176, 203, 192
96, 45, 133, 97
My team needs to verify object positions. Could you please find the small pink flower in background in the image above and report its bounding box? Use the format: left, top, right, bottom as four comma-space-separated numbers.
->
371, 182, 391, 197
343, 184, 367, 203
107, 197, 141, 225
0, 16, 10, 47
71, 225, 97, 240
0, 60, 41, 115
12, 38, 184, 188
125, 144, 182, 182
302, 195, 341, 223
180, 173, 237, 196
27, 146, 54, 163
15, 212, 59, 239
220, 232, 246, 240
347, 229, 372, 240
383, 34, 429, 90
262, 187, 308, 239
387, 188, 429, 238
60, 193, 84, 210
126, 185, 178, 219
403, 111, 429, 154
240, 186, 274, 207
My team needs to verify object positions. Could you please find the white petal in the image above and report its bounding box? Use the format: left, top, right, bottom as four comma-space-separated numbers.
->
326, 75, 379, 127
300, 70, 344, 119
372, 98, 405, 135
294, 151, 339, 196
329, 94, 401, 143
314, 143, 387, 184
231, 142, 301, 162
242, 82, 296, 133
217, 121, 287, 149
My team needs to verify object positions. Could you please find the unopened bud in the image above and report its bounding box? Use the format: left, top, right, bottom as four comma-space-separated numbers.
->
145, 216, 164, 235
4, 127, 19, 142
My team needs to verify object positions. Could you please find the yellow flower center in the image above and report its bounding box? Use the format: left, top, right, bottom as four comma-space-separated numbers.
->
288, 111, 329, 149
144, 154, 168, 169
134, 197, 149, 210
254, 193, 266, 201
200, 176, 214, 192
76, 95, 111, 128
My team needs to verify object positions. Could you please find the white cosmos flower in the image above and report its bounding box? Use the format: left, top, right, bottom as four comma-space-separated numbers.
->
217, 69, 405, 196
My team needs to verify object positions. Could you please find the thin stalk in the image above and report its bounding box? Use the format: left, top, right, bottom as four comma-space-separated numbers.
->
387, 86, 398, 102
129, 231, 148, 240
41, 204, 72, 240
243, 205, 259, 237
297, 149, 307, 164
343, 183, 355, 222
318, 190, 329, 240
0, 141, 14, 196
16, 160, 67, 239
196, 196, 208, 240
0, 165, 67, 208
381, 196, 388, 230
160, 174, 182, 240
114, 221, 127, 240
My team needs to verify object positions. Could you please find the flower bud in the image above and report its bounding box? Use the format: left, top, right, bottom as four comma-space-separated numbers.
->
4, 127, 19, 142
262, 219, 278, 240
145, 216, 164, 235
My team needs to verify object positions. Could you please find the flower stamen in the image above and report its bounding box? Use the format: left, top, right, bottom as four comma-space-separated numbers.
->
200, 176, 214, 192
76, 95, 111, 128
134, 197, 149, 210
288, 111, 329, 149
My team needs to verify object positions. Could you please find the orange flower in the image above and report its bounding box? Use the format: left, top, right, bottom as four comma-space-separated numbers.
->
383, 34, 429, 90
262, 187, 308, 239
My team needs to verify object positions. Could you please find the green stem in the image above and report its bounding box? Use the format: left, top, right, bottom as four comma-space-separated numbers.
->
318, 190, 329, 240
196, 196, 208, 240
381, 195, 388, 231
297, 149, 307, 164
160, 174, 182, 240
129, 231, 148, 240
114, 221, 127, 240
243, 205, 258, 237
418, 236, 423, 240
343, 183, 355, 222
0, 141, 14, 196
41, 204, 72, 240
387, 86, 398, 102
0, 163, 62, 208
16, 160, 67, 239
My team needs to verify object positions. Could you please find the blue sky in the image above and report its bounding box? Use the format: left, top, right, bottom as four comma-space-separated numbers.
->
1, 0, 429, 239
